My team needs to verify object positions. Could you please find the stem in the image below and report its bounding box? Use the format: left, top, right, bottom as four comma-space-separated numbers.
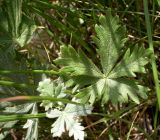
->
0, 96, 83, 105
0, 80, 35, 89
153, 103, 158, 138
126, 112, 139, 140
0, 70, 59, 75
143, 0, 160, 109
0, 113, 46, 122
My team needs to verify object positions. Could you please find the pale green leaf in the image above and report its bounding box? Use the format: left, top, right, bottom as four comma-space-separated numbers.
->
64, 103, 93, 116
37, 76, 66, 110
0, 103, 33, 139
46, 104, 92, 140
23, 103, 38, 140
50, 113, 66, 137
37, 77, 54, 96
50, 113, 84, 140
106, 78, 140, 104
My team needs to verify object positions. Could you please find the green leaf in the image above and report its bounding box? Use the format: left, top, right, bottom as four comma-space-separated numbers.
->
37, 76, 67, 110
92, 10, 127, 75
23, 103, 39, 140
0, 0, 37, 47
157, 0, 160, 6
55, 11, 149, 105
108, 45, 150, 78
0, 103, 33, 140
55, 45, 103, 78
76, 79, 107, 104
77, 78, 148, 105
5, 0, 22, 38
46, 104, 92, 140
16, 16, 37, 47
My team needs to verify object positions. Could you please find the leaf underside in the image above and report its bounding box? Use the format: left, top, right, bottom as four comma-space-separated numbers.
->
46, 104, 92, 140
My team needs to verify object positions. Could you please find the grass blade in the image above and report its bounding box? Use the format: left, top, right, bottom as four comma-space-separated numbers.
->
0, 96, 83, 105
0, 113, 45, 122
143, 0, 160, 109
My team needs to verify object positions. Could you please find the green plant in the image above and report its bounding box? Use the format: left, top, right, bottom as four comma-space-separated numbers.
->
0, 2, 156, 139
0, 0, 36, 47
55, 11, 150, 105
30, 11, 150, 140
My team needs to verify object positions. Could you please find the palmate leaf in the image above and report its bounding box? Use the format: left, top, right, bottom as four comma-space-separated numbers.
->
37, 76, 67, 110
55, 10, 150, 105
46, 104, 92, 140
